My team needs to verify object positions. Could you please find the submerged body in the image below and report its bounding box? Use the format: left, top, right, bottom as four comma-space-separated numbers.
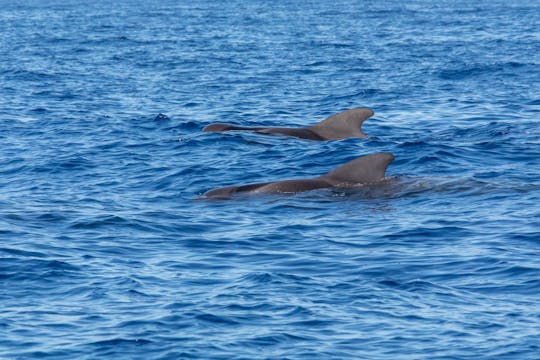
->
204, 152, 394, 198
203, 108, 374, 141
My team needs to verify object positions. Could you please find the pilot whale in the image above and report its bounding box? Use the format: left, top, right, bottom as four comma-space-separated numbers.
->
204, 152, 394, 198
203, 107, 374, 141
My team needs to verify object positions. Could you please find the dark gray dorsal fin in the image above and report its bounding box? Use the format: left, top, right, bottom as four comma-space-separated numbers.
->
321, 152, 394, 185
307, 108, 374, 140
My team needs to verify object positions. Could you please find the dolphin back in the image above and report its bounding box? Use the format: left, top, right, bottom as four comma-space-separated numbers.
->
321, 152, 394, 185
308, 108, 374, 140
204, 178, 331, 198
204, 182, 272, 198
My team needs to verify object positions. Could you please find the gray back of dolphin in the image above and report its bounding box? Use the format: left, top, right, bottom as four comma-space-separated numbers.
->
203, 107, 374, 141
203, 152, 394, 198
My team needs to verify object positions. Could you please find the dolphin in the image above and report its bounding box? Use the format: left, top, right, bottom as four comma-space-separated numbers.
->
204, 152, 394, 198
203, 107, 374, 141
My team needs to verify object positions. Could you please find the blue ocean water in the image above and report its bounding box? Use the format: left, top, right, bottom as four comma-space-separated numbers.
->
1, 0, 540, 358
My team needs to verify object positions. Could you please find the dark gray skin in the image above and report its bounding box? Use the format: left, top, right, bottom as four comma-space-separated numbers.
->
203, 108, 374, 141
204, 152, 394, 198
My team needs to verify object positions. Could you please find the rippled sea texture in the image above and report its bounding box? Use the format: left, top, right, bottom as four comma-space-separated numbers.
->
1, 1, 540, 359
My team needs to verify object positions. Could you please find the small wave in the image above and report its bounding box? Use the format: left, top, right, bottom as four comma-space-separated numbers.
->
69, 215, 129, 229
438, 61, 530, 80
0, 258, 81, 282
88, 338, 153, 347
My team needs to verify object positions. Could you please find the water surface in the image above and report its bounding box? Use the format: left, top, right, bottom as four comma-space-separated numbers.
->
1, 1, 539, 359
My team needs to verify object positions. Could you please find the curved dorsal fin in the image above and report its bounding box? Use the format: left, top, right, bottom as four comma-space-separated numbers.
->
307, 108, 374, 140
321, 152, 394, 185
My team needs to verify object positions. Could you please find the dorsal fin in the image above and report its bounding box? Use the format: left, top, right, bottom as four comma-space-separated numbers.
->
321, 152, 394, 185
307, 108, 374, 140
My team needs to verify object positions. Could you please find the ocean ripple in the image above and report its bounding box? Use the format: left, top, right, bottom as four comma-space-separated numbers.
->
1, 0, 539, 359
